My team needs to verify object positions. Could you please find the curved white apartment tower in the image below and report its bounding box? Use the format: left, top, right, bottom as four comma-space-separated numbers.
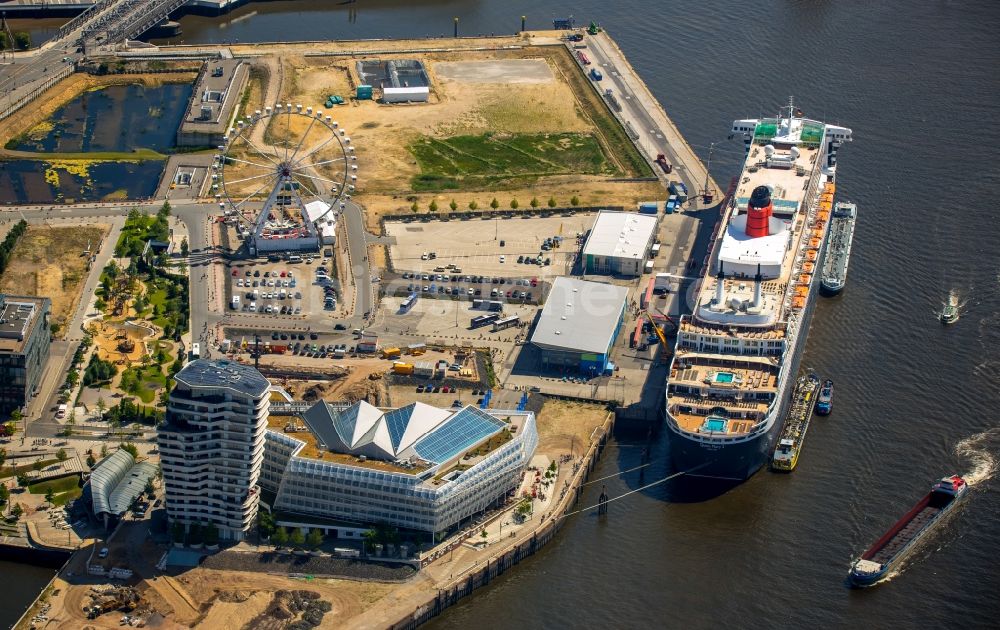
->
159, 360, 270, 541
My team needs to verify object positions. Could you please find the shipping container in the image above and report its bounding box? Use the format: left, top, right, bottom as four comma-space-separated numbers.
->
382, 347, 401, 359
576, 50, 591, 65
357, 342, 378, 353
392, 362, 414, 375
669, 181, 689, 203
650, 243, 661, 258
644, 260, 655, 274
356, 84, 373, 100
654, 273, 672, 294
638, 202, 659, 214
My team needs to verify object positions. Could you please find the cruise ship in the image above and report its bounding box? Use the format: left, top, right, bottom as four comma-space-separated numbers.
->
665, 100, 852, 481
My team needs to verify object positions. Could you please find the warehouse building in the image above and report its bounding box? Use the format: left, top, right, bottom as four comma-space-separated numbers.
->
582, 211, 658, 277
530, 277, 628, 375
0, 294, 51, 416
260, 400, 538, 539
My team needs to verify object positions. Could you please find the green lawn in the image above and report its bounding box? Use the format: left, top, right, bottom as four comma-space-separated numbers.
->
28, 474, 81, 496
0, 458, 60, 479
28, 473, 83, 505
409, 132, 615, 192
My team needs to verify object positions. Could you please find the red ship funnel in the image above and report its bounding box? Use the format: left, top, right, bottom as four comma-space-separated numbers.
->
745, 185, 773, 238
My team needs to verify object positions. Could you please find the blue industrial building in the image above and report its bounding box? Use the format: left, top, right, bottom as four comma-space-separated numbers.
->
530, 278, 628, 375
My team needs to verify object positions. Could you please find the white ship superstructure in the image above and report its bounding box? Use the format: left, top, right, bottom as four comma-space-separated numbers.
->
665, 99, 852, 480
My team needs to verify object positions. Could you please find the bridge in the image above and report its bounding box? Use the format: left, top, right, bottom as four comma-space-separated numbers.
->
63, 0, 189, 50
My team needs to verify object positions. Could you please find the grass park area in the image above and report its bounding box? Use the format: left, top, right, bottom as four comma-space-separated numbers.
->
28, 474, 83, 506
409, 132, 613, 191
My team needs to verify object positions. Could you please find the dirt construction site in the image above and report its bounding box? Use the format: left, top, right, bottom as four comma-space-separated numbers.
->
228, 39, 661, 228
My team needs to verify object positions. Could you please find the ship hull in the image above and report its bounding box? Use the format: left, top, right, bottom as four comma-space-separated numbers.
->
819, 281, 844, 296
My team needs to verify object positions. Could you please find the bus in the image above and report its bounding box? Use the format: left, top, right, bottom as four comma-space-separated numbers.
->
470, 313, 501, 329
190, 343, 201, 360
491, 315, 520, 332
400, 293, 418, 313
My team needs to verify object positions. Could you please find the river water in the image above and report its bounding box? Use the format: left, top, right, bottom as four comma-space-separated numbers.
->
7, 0, 1000, 627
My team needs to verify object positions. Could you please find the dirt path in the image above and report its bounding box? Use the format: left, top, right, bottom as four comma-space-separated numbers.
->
146, 576, 201, 626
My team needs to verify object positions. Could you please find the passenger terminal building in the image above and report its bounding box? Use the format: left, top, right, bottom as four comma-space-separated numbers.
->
530, 277, 628, 375
582, 211, 657, 277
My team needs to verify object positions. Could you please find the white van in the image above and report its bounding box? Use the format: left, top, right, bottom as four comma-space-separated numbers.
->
231, 295, 241, 310
288, 255, 303, 263
55, 404, 67, 419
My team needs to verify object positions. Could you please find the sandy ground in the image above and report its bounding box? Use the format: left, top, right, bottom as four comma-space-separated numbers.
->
0, 73, 198, 156
0, 224, 109, 336
535, 399, 611, 455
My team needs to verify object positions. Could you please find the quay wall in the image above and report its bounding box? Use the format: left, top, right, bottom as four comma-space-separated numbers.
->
387, 412, 615, 630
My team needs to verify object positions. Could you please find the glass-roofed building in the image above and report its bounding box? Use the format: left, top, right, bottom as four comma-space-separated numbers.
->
87, 448, 158, 529
262, 400, 538, 538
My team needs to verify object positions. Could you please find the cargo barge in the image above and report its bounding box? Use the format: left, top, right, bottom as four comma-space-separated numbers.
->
849, 475, 968, 587
770, 373, 819, 472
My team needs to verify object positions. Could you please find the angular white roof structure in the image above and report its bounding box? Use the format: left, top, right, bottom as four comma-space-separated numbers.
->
530, 277, 629, 355
304, 200, 333, 222
301, 400, 510, 465
582, 211, 657, 261
89, 449, 158, 517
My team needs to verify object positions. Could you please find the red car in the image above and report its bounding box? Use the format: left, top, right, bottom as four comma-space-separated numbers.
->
231, 269, 238, 277
530, 277, 538, 287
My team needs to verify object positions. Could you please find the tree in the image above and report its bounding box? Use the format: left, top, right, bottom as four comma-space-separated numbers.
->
490, 198, 500, 210
180, 238, 189, 258
481, 529, 488, 541
121, 443, 139, 459
45, 488, 55, 504
10, 503, 22, 520
258, 510, 276, 538
548, 196, 557, 208
13, 31, 30, 51
570, 195, 581, 206
86, 454, 96, 469
290, 527, 306, 548
410, 201, 418, 212
16, 474, 29, 488
510, 199, 519, 210
468, 200, 478, 210
203, 522, 219, 546
428, 200, 438, 213
0, 447, 6, 471
10, 409, 22, 435
362, 529, 378, 554
0, 484, 9, 506
306, 528, 324, 550
56, 448, 68, 463
171, 521, 185, 544
271, 527, 289, 547
158, 200, 171, 218
96, 397, 107, 419
0, 32, 9, 52
530, 197, 540, 209
449, 199, 458, 212
100, 444, 108, 458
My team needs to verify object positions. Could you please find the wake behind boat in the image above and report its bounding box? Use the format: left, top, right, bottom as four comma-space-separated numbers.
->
664, 99, 852, 481
850, 475, 968, 587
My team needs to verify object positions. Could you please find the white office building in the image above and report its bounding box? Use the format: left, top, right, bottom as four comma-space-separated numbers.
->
159, 360, 270, 541
582, 211, 658, 276
261, 400, 538, 538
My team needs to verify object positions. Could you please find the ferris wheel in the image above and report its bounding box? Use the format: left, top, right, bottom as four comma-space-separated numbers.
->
214, 103, 357, 224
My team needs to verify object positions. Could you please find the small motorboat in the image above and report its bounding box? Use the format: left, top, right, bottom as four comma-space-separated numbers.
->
815, 379, 833, 415
939, 291, 959, 325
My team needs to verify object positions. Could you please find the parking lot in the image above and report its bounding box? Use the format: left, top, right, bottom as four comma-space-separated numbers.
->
227, 252, 340, 318
391, 268, 547, 304
385, 213, 597, 278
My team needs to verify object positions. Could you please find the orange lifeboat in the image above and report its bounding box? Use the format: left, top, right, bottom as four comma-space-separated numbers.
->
809, 238, 821, 248
802, 262, 815, 273
792, 296, 806, 309
806, 250, 818, 261
798, 274, 811, 285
